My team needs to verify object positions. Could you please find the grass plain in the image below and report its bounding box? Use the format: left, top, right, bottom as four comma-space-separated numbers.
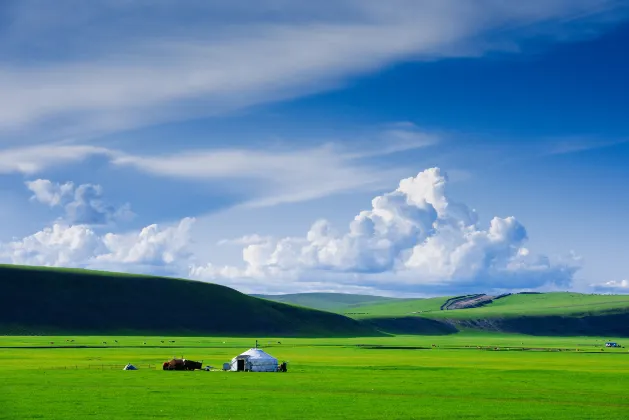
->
2, 334, 629, 419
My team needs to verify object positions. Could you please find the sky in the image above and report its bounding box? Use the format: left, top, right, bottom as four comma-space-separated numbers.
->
1, 0, 629, 296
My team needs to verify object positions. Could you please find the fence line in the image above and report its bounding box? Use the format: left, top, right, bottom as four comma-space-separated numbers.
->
39, 363, 156, 370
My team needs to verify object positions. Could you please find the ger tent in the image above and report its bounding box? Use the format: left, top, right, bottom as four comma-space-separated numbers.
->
230, 348, 278, 372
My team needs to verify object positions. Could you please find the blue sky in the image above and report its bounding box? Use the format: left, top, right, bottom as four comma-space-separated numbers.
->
1, 0, 628, 295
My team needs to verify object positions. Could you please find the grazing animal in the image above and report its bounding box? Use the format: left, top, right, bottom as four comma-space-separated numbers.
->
163, 358, 202, 371
183, 360, 202, 370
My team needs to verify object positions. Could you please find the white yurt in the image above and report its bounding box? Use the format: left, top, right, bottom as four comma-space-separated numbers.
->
230, 348, 278, 372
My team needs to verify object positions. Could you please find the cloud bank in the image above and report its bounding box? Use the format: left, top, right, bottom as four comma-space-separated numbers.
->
0, 167, 581, 294
191, 168, 578, 294
1, 218, 195, 275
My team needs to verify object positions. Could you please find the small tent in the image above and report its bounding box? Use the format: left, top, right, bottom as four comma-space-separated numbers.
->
123, 363, 138, 370
230, 348, 278, 372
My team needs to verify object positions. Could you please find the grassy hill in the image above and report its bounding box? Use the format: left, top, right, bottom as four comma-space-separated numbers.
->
336, 292, 629, 320
4, 263, 629, 337
0, 265, 378, 337
259, 291, 629, 337
252, 293, 403, 312
425, 292, 629, 319
344, 297, 450, 318
351, 292, 629, 336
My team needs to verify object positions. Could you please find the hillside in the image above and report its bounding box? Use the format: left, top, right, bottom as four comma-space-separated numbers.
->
345, 297, 450, 318
268, 291, 629, 337
252, 293, 403, 312
356, 292, 629, 336
0, 265, 378, 337
424, 292, 629, 319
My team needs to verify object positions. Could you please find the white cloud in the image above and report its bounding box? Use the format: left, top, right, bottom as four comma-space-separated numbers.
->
0, 123, 438, 208
546, 138, 629, 155
0, 145, 112, 175
592, 279, 629, 290
0, 218, 195, 274
190, 168, 578, 294
217, 234, 274, 246
25, 179, 133, 225
0, 167, 581, 294
26, 179, 75, 207
1, 0, 624, 138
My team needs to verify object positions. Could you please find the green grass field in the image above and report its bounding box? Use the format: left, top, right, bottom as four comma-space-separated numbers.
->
2, 334, 629, 419
425, 292, 629, 319
333, 292, 629, 320
345, 297, 449, 318
253, 292, 404, 312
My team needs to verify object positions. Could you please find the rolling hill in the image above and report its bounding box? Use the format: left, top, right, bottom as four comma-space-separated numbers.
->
3, 263, 629, 337
425, 292, 629, 319
0, 265, 378, 337
261, 291, 629, 337
252, 293, 403, 312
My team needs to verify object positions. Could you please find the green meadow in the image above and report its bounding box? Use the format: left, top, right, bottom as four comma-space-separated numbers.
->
2, 334, 629, 419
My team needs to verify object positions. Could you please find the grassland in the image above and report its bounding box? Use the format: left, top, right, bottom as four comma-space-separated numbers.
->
4, 263, 629, 339
0, 265, 375, 337
345, 297, 450, 317
253, 292, 403, 312
2, 334, 629, 419
425, 293, 629, 319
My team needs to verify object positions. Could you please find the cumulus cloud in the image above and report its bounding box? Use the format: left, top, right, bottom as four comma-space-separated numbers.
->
1, 167, 580, 294
25, 179, 133, 225
191, 168, 578, 294
0, 218, 195, 274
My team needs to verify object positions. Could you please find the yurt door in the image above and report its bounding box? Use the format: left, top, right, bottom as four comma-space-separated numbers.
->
237, 359, 245, 371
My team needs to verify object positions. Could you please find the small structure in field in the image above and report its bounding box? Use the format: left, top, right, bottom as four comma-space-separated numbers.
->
605, 342, 620, 347
123, 363, 138, 370
230, 348, 278, 372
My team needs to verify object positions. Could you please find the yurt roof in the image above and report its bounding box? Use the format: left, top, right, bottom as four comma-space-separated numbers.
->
236, 348, 277, 360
